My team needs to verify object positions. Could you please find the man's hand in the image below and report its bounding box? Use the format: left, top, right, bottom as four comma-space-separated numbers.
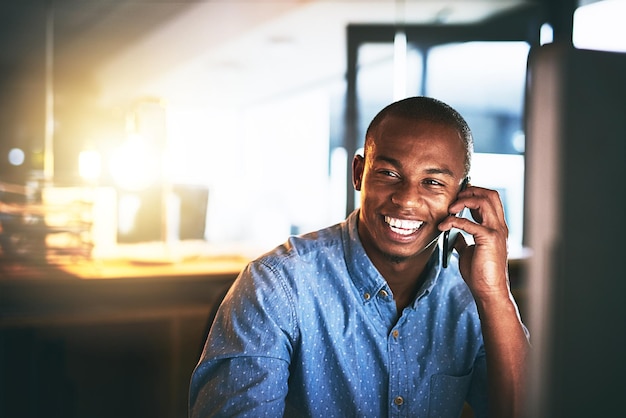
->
439, 185, 530, 418
440, 185, 511, 300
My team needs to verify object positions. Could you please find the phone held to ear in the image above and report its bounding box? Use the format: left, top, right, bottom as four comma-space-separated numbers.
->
442, 178, 469, 269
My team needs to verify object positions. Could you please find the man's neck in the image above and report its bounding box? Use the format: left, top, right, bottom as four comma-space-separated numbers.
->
373, 248, 436, 313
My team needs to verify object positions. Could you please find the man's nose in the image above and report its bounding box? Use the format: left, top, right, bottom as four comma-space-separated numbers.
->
391, 182, 423, 208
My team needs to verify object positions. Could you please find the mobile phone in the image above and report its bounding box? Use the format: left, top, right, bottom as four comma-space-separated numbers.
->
442, 178, 469, 268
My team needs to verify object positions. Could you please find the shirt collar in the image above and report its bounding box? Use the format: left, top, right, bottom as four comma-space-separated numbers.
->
342, 210, 388, 300
412, 248, 441, 304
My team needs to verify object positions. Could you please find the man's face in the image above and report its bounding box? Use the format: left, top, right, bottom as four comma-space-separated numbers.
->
353, 116, 468, 265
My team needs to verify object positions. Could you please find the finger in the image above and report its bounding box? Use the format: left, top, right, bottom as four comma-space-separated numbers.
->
438, 213, 471, 232
441, 216, 483, 237
455, 187, 500, 212
453, 231, 469, 255
442, 217, 506, 252
452, 187, 506, 226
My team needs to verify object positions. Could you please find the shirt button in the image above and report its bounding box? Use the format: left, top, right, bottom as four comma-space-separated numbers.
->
394, 396, 404, 406
364, 292, 371, 300
391, 329, 399, 338
379, 289, 388, 298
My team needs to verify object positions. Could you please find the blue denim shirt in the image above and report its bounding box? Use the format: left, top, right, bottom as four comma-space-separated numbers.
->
190, 210, 489, 418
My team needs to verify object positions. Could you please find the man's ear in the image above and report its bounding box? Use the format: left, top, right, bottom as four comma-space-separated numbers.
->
352, 154, 364, 191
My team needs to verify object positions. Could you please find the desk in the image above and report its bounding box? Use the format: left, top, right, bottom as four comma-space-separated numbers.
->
0, 255, 248, 418
0, 250, 529, 418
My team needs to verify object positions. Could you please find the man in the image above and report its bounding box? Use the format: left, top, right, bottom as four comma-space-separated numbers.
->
190, 97, 529, 417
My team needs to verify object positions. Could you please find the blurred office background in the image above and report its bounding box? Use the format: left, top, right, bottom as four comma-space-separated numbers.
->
0, 0, 623, 255
0, 1, 624, 417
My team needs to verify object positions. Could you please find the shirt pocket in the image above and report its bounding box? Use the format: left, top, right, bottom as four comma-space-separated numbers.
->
427, 369, 473, 418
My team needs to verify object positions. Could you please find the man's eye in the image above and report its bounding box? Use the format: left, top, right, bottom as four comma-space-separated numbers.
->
424, 179, 443, 187
379, 170, 399, 178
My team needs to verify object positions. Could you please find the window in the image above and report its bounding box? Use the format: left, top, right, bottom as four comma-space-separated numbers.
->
350, 19, 536, 253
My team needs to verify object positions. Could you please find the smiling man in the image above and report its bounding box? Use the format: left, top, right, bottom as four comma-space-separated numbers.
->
190, 97, 529, 418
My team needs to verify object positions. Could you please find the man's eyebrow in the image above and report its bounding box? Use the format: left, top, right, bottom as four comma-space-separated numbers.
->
424, 167, 455, 177
374, 155, 455, 177
373, 155, 402, 167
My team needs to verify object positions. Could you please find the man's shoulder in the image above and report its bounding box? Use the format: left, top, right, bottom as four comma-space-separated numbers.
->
255, 221, 345, 268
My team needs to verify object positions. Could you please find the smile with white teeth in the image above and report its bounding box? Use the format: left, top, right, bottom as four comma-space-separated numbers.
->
384, 216, 423, 235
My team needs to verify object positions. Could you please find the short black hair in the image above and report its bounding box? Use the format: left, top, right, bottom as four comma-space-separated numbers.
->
364, 96, 474, 176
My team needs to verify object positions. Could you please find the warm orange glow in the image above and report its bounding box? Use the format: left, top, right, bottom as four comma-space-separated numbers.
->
78, 150, 102, 182
109, 135, 162, 191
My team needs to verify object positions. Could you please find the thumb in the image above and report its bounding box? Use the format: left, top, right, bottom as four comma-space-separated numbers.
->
453, 233, 475, 279
454, 232, 469, 257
